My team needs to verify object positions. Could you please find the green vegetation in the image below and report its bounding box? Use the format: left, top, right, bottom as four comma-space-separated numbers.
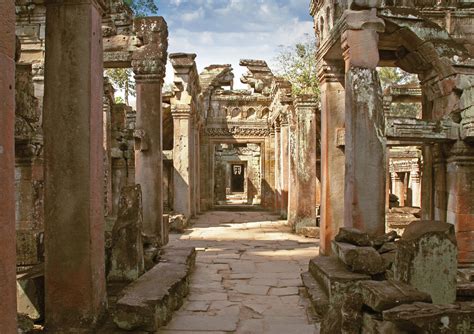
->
124, 0, 158, 16
105, 68, 135, 105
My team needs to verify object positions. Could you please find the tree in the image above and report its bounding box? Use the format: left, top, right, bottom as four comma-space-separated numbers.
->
105, 68, 136, 105
378, 67, 418, 90
274, 34, 320, 98
124, 0, 158, 16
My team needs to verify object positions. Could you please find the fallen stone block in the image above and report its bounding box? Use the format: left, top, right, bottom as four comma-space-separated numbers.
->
308, 256, 370, 299
169, 214, 188, 233
113, 247, 196, 332
335, 227, 372, 247
361, 313, 407, 334
332, 241, 386, 275
383, 302, 474, 334
359, 280, 431, 312
393, 220, 457, 304
17, 264, 45, 322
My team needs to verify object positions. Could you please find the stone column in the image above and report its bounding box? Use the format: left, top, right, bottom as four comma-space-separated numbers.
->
280, 116, 290, 218
288, 108, 299, 227
410, 170, 421, 208
342, 11, 386, 236
318, 61, 345, 255
433, 144, 447, 222
295, 97, 319, 231
200, 133, 211, 210
194, 124, 201, 213
421, 145, 435, 219
263, 131, 276, 210
392, 173, 405, 207
274, 123, 281, 214
132, 17, 168, 243
171, 105, 193, 219
0, 1, 17, 331
446, 141, 474, 266
43, 0, 107, 329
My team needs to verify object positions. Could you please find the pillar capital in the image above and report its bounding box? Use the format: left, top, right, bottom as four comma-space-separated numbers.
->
340, 9, 384, 70
132, 17, 168, 83
171, 104, 192, 119
317, 60, 345, 84
295, 95, 318, 115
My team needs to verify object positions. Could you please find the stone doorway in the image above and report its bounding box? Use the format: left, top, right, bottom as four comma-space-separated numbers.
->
230, 163, 245, 193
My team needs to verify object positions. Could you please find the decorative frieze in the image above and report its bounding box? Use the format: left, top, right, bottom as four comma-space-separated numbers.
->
205, 127, 271, 138
385, 117, 460, 142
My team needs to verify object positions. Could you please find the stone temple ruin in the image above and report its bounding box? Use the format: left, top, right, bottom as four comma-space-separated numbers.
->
0, 0, 473, 333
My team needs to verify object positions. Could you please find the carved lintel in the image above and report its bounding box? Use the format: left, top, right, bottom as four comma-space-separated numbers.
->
133, 129, 149, 151
132, 17, 168, 83
385, 117, 460, 142
461, 117, 474, 141
204, 127, 271, 138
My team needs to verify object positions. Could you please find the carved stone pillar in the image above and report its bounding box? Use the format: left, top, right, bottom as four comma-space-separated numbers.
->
318, 61, 345, 255
288, 107, 299, 227
43, 0, 107, 329
0, 1, 18, 331
433, 144, 448, 222
391, 172, 405, 207
295, 97, 319, 232
194, 123, 201, 213
280, 116, 290, 218
342, 10, 386, 236
200, 133, 211, 210
132, 17, 168, 244
410, 170, 421, 208
274, 123, 281, 214
446, 141, 474, 266
171, 105, 193, 219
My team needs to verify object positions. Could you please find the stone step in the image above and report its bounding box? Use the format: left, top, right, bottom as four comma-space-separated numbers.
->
308, 256, 370, 299
301, 271, 329, 319
113, 247, 196, 332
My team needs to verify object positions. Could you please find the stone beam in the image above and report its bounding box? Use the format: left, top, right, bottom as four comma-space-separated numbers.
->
43, 0, 107, 330
132, 16, 168, 245
0, 1, 18, 332
385, 118, 460, 142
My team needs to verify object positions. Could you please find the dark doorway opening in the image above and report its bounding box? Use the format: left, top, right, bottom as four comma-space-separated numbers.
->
231, 164, 245, 192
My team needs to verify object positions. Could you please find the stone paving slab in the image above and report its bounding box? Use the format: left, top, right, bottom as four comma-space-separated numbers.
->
160, 211, 320, 333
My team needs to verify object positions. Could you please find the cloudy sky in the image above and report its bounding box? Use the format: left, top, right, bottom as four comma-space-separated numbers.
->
158, 0, 314, 88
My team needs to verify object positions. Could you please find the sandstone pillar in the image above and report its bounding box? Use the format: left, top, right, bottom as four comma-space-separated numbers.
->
319, 62, 345, 255
194, 125, 201, 213
410, 170, 421, 208
132, 17, 168, 243
288, 108, 299, 227
171, 106, 193, 219
391, 173, 405, 207
446, 141, 474, 266
280, 117, 290, 218
342, 14, 386, 236
274, 124, 281, 213
0, 1, 17, 331
421, 145, 434, 219
43, 0, 107, 329
433, 144, 447, 222
295, 97, 319, 231
200, 134, 211, 210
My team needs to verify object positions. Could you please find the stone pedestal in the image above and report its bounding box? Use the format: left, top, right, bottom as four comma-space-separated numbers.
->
319, 62, 346, 254
295, 97, 319, 231
0, 1, 18, 331
343, 24, 386, 236
132, 17, 168, 243
280, 119, 290, 218
172, 106, 193, 219
43, 0, 107, 329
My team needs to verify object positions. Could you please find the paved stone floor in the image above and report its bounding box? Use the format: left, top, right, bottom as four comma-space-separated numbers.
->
159, 211, 321, 334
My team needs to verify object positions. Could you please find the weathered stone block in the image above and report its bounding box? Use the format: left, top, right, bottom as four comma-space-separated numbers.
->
108, 185, 145, 282
169, 214, 188, 233
359, 280, 431, 313
335, 227, 372, 247
393, 221, 458, 304
16, 229, 43, 266
301, 271, 329, 318
16, 265, 44, 322
383, 302, 474, 334
332, 241, 386, 275
361, 313, 407, 334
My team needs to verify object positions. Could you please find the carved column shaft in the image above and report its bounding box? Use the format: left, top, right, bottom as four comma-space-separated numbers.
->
274, 124, 281, 213
43, 0, 107, 329
318, 62, 346, 255
0, 1, 18, 331
410, 170, 421, 208
280, 117, 290, 218
342, 10, 387, 236
132, 17, 168, 244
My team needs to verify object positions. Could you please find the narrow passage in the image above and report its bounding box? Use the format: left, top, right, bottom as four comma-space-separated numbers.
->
159, 211, 320, 334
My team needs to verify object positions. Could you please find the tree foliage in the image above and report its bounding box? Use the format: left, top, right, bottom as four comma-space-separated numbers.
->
274, 34, 320, 98
124, 0, 158, 16
377, 67, 418, 90
105, 68, 136, 105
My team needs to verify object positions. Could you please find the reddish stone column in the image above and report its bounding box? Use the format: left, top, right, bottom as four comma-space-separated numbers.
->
446, 141, 474, 266
274, 124, 281, 214
280, 117, 290, 218
421, 145, 435, 219
288, 108, 299, 227
43, 0, 107, 329
0, 1, 17, 331
342, 16, 387, 236
295, 97, 319, 231
318, 62, 346, 255
132, 17, 168, 244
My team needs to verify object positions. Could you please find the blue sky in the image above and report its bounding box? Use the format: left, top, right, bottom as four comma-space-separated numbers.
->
158, 0, 314, 88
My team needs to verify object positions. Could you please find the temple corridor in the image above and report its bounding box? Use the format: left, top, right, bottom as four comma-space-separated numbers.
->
159, 211, 320, 334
